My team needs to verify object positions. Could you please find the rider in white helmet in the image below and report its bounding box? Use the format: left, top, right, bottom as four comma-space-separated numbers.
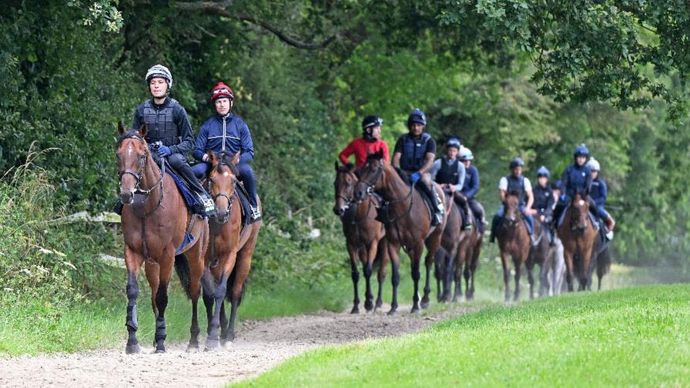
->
117, 64, 214, 217
587, 158, 615, 239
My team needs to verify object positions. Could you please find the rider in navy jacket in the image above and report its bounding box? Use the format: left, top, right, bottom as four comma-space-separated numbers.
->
553, 144, 592, 226
192, 82, 261, 222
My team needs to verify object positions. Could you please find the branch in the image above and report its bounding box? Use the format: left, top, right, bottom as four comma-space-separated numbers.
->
173, 1, 337, 49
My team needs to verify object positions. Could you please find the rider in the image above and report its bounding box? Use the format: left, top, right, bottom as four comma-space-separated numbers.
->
587, 158, 615, 239
392, 108, 444, 226
429, 137, 471, 229
192, 81, 261, 222
458, 146, 486, 233
118, 64, 214, 217
338, 115, 390, 168
532, 166, 555, 243
489, 158, 536, 243
553, 144, 592, 226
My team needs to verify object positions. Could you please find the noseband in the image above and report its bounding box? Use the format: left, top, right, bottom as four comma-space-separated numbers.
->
117, 134, 164, 213
208, 167, 237, 226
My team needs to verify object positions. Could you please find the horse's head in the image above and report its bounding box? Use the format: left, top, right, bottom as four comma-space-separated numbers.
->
116, 122, 149, 204
334, 162, 357, 217
207, 151, 240, 224
569, 193, 590, 231
354, 150, 386, 202
503, 192, 521, 226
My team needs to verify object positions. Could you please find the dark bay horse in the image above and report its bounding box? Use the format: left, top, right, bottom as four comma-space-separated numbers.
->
334, 162, 388, 313
354, 151, 446, 314
528, 219, 555, 297
434, 192, 465, 302
202, 151, 262, 349
557, 193, 598, 291
454, 211, 483, 302
116, 123, 208, 353
495, 193, 533, 302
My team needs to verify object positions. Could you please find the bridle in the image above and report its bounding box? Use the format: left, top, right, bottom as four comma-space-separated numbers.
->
358, 160, 414, 224
117, 134, 164, 215
207, 164, 237, 226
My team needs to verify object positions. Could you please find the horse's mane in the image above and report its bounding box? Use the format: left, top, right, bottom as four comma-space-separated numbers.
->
366, 151, 385, 162
116, 130, 145, 148
214, 152, 239, 176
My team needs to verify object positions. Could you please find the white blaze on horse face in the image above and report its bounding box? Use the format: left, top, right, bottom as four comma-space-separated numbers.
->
578, 200, 585, 206
223, 172, 229, 177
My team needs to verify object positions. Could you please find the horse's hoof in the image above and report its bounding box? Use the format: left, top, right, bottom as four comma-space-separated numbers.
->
350, 306, 360, 314
186, 344, 200, 353
154, 347, 166, 354
204, 339, 220, 351
410, 306, 421, 314
375, 300, 383, 309
387, 308, 397, 316
420, 301, 429, 309
125, 344, 141, 354
364, 300, 374, 311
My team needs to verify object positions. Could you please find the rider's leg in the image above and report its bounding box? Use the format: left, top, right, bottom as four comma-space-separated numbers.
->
420, 173, 444, 226
520, 205, 534, 237
453, 192, 472, 229
598, 206, 615, 239
490, 205, 504, 243
237, 162, 261, 221
468, 198, 486, 234
191, 162, 210, 180
168, 153, 214, 216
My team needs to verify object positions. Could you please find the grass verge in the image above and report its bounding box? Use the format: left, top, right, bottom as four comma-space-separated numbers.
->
237, 284, 690, 387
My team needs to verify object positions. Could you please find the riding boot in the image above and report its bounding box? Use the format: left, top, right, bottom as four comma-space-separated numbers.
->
489, 215, 500, 243
604, 216, 615, 240
113, 200, 124, 215
169, 154, 216, 218
454, 193, 472, 230
419, 181, 443, 226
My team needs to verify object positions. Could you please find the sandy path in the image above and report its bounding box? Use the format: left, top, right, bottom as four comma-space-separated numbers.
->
0, 304, 475, 387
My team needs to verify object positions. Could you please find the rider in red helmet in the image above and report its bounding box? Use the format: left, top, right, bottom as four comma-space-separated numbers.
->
338, 115, 390, 169
193, 81, 261, 222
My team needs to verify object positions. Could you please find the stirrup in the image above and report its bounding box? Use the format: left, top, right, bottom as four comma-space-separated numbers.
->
605, 230, 614, 240
250, 206, 262, 221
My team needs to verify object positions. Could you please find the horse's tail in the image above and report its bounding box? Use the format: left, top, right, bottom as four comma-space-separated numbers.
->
174, 254, 193, 299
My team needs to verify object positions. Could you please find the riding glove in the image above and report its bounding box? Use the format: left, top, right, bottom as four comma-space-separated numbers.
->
410, 172, 421, 184
157, 145, 172, 157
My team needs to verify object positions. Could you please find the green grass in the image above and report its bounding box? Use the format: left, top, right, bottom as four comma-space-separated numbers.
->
238, 284, 690, 387
0, 278, 350, 356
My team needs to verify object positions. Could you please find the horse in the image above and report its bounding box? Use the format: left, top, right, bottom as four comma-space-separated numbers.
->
354, 151, 446, 314
454, 209, 483, 302
334, 162, 388, 314
528, 219, 555, 297
557, 193, 598, 291
495, 193, 533, 302
434, 191, 466, 303
202, 151, 262, 349
116, 123, 208, 354
592, 227, 612, 290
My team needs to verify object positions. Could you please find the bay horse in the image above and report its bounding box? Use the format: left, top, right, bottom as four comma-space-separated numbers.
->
354, 151, 446, 314
202, 151, 262, 349
557, 193, 598, 291
116, 123, 208, 354
495, 193, 533, 302
334, 162, 388, 314
454, 210, 483, 302
434, 192, 465, 303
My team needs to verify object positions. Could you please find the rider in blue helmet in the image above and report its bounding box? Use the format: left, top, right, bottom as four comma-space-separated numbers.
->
392, 108, 444, 226
553, 144, 592, 226
489, 157, 536, 243
587, 158, 615, 239
532, 165, 555, 243
430, 137, 471, 229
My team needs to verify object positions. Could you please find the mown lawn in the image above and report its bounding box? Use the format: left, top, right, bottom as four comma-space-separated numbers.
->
238, 284, 690, 387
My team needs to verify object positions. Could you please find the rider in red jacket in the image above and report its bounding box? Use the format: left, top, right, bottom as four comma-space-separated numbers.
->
339, 115, 390, 168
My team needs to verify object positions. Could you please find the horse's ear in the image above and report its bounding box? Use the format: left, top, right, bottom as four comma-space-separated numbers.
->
376, 149, 384, 159
139, 123, 147, 137
117, 121, 125, 135
335, 161, 339, 171
231, 153, 240, 165
208, 151, 219, 167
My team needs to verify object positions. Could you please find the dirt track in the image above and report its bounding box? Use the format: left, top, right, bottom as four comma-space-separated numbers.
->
0, 304, 475, 387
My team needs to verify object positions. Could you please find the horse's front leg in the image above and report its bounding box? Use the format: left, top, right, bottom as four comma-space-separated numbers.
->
205, 270, 230, 351
347, 244, 361, 314
409, 247, 422, 313
124, 247, 144, 354
421, 246, 437, 309
500, 251, 511, 303
364, 241, 378, 312
513, 257, 522, 302
388, 243, 401, 315
563, 249, 575, 292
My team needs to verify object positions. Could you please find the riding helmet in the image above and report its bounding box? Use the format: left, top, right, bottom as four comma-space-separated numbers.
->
459, 147, 474, 161
407, 108, 427, 127
536, 165, 550, 178
211, 82, 235, 102
362, 115, 384, 130
446, 137, 461, 149
573, 144, 590, 157
509, 157, 525, 169
145, 64, 173, 89
587, 158, 600, 171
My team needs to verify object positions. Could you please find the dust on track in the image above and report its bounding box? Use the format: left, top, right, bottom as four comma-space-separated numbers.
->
0, 304, 476, 388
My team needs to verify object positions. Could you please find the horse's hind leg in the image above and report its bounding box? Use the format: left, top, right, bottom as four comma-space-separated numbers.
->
388, 244, 401, 315
185, 238, 206, 352
375, 240, 388, 311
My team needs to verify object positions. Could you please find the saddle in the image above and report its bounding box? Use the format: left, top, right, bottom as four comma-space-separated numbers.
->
556, 203, 599, 230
